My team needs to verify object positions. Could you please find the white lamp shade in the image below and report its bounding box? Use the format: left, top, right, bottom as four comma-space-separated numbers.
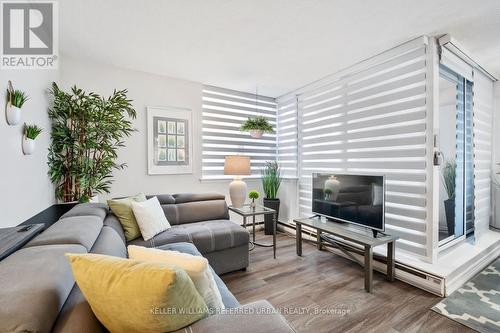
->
224, 155, 251, 176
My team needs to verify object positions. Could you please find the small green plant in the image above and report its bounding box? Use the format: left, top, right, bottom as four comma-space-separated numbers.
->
24, 123, 42, 140
8, 89, 29, 108
248, 190, 260, 200
261, 161, 282, 199
240, 116, 273, 133
442, 160, 456, 199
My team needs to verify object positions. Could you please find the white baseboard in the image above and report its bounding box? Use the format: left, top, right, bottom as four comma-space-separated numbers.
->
445, 242, 500, 296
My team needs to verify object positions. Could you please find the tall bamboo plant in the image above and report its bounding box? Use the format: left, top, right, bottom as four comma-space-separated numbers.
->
47, 82, 136, 202
261, 161, 282, 199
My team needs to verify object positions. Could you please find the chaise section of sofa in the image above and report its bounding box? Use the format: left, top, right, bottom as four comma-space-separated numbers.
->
125, 193, 250, 274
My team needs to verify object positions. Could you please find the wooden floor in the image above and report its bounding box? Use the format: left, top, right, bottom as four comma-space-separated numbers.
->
221, 232, 473, 333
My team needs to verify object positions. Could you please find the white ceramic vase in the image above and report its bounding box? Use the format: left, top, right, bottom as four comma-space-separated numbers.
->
249, 129, 264, 138
22, 137, 35, 155
324, 175, 340, 201
6, 105, 21, 125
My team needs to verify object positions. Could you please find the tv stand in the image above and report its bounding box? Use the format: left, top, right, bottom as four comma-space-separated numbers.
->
294, 217, 398, 292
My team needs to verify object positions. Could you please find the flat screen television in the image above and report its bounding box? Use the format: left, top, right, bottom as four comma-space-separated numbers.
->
312, 173, 385, 234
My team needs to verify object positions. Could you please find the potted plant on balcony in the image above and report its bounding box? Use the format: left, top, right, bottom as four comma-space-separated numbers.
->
6, 84, 29, 125
442, 160, 456, 235
262, 161, 282, 235
248, 190, 259, 209
241, 116, 273, 138
23, 123, 42, 155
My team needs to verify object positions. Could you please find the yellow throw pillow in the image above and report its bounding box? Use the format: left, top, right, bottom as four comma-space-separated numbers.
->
66, 253, 208, 333
128, 245, 225, 311
107, 193, 146, 241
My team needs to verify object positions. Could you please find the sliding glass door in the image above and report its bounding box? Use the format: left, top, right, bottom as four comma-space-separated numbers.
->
437, 65, 474, 246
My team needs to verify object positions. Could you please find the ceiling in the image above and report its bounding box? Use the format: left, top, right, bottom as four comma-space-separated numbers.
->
60, 0, 500, 97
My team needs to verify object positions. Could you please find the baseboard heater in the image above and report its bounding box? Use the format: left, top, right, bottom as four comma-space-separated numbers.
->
277, 221, 445, 296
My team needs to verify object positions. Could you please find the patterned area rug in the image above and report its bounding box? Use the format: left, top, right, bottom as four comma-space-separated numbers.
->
432, 258, 500, 333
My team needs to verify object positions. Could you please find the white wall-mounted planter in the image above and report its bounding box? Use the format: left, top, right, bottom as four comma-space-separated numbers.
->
249, 129, 264, 138
22, 137, 35, 155
6, 105, 21, 125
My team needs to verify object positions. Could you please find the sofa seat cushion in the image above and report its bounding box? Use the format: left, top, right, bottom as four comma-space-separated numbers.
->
128, 220, 249, 253
158, 242, 240, 309
52, 284, 104, 333
26, 215, 103, 251
171, 300, 297, 333
0, 244, 87, 333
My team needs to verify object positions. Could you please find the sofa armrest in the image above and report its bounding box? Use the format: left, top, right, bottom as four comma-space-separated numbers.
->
172, 300, 296, 333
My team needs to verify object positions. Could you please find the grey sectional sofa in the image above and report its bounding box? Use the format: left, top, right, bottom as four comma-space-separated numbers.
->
0, 194, 295, 333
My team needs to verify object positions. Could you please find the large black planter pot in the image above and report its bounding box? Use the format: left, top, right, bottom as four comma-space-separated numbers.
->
444, 198, 455, 236
263, 198, 280, 235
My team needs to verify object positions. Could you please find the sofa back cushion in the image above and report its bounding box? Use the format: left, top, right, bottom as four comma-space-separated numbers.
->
150, 193, 229, 225
61, 203, 109, 220
90, 226, 127, 258
0, 244, 87, 333
26, 215, 103, 251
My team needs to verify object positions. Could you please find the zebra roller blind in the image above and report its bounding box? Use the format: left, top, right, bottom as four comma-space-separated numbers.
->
202, 85, 277, 179
473, 71, 494, 232
277, 96, 298, 178
278, 38, 430, 257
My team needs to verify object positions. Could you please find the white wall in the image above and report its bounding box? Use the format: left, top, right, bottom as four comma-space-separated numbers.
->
60, 56, 296, 223
0, 69, 57, 227
495, 82, 500, 173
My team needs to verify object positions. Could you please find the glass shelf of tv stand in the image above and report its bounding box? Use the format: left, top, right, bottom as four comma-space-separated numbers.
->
295, 216, 397, 247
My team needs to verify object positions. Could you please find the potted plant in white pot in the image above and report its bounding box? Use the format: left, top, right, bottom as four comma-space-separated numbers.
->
241, 116, 273, 138
262, 161, 282, 235
248, 190, 259, 209
6, 86, 29, 125
23, 124, 42, 155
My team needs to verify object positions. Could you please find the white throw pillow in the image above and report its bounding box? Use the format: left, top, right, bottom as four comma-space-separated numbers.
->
127, 245, 225, 311
131, 197, 171, 241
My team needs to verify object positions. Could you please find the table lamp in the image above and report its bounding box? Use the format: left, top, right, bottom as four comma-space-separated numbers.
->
224, 155, 251, 208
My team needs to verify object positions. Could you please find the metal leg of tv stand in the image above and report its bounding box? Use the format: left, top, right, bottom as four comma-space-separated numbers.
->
364, 245, 373, 293
317, 230, 322, 250
387, 241, 395, 282
296, 223, 302, 256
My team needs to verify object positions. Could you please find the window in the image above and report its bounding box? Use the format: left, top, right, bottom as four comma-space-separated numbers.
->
154, 116, 189, 165
201, 85, 277, 179
277, 37, 430, 258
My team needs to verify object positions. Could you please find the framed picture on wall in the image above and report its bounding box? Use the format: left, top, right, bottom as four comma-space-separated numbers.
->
147, 106, 193, 175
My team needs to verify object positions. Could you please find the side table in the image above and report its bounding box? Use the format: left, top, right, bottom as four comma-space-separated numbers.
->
229, 205, 277, 259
